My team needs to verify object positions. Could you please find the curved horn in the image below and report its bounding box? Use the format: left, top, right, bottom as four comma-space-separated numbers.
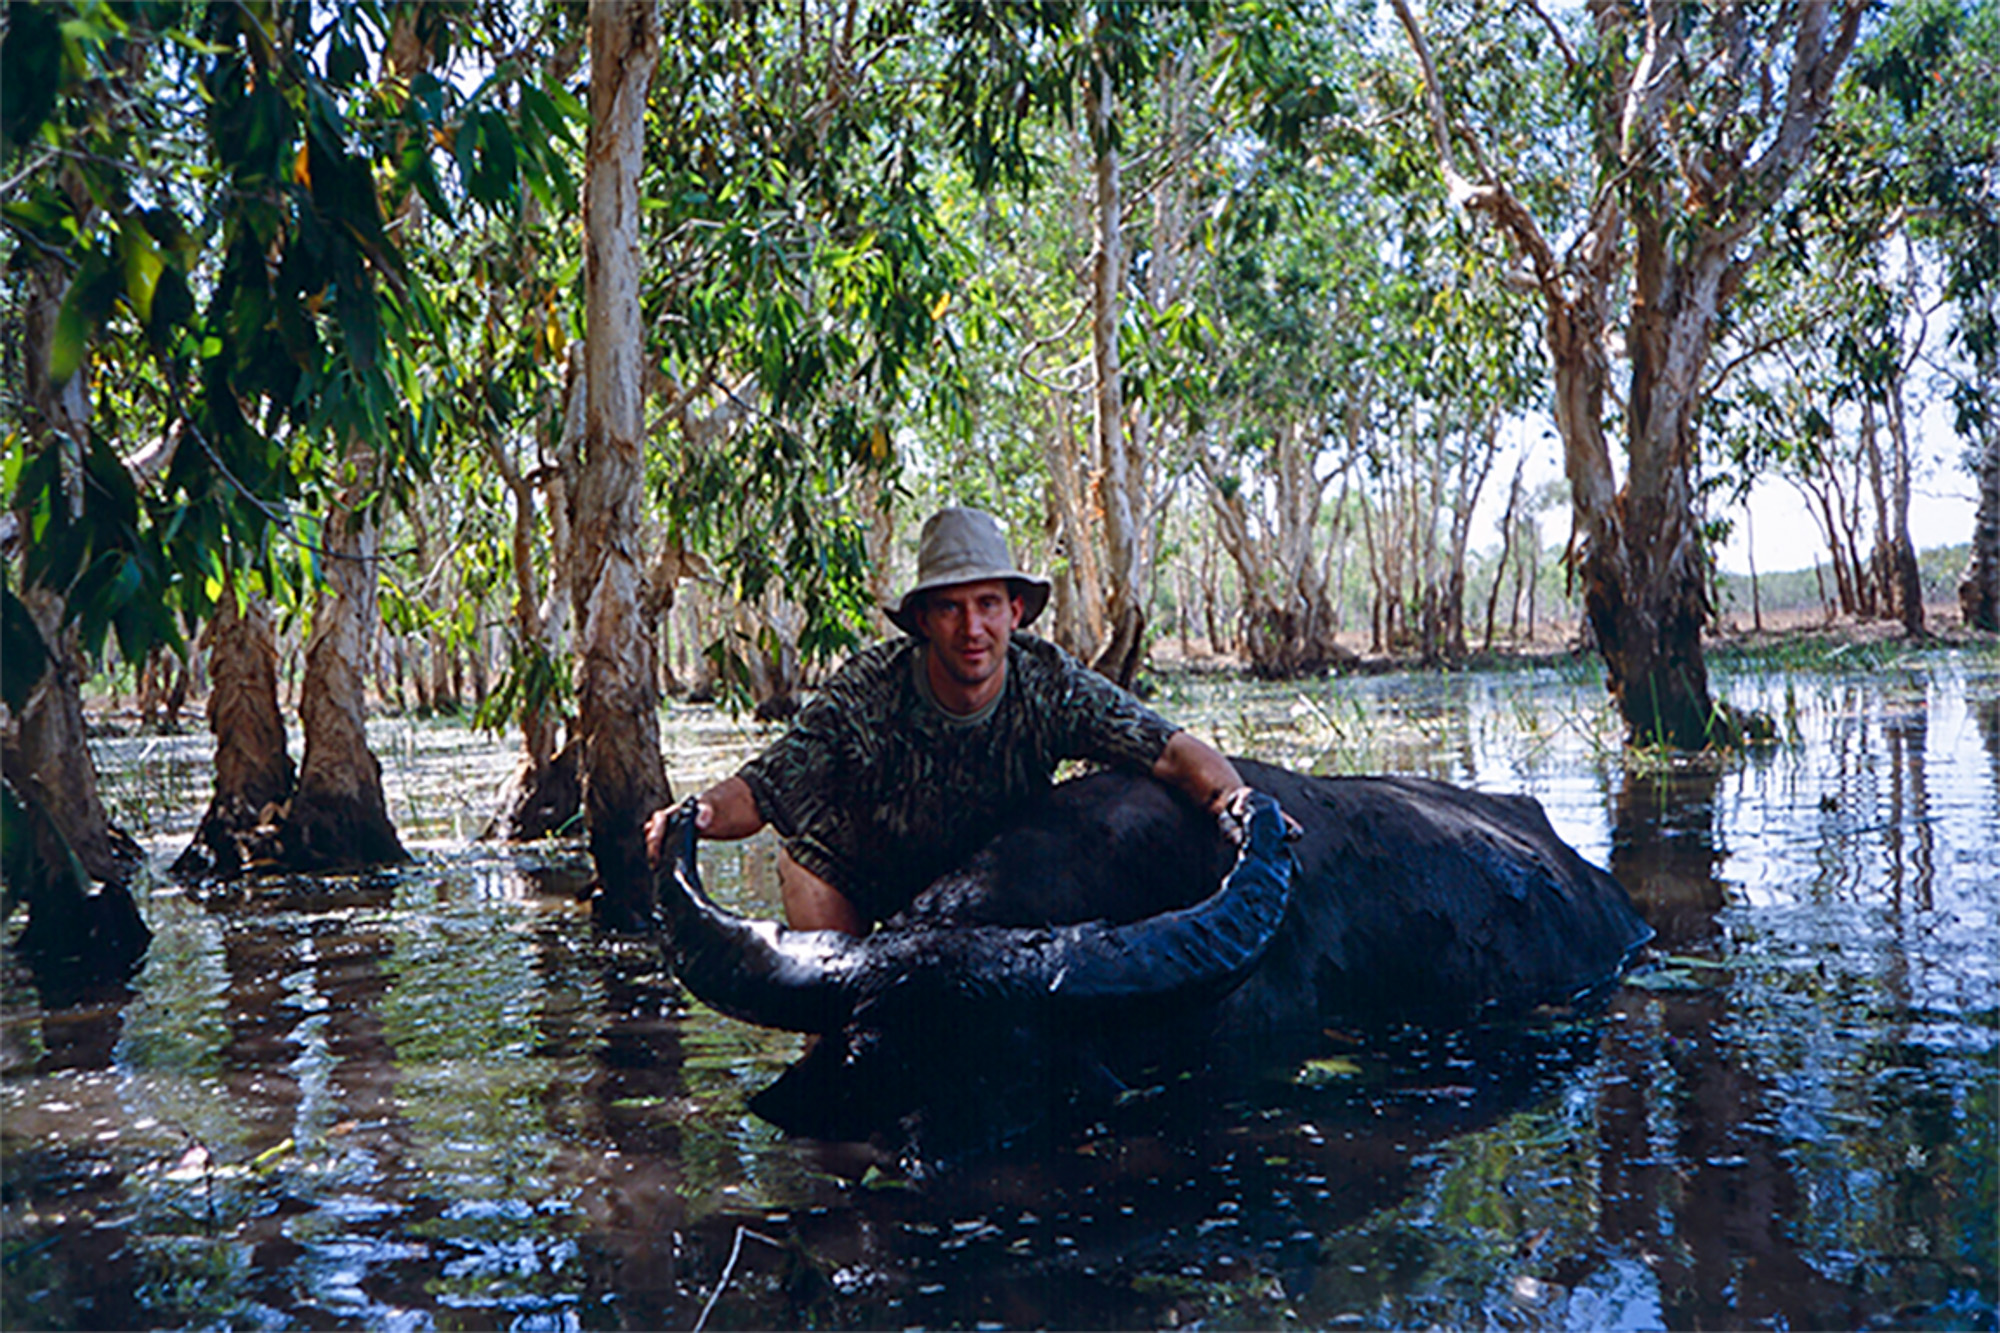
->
660, 790, 1294, 1031
1047, 788, 1294, 1005
655, 799, 866, 1033
862, 789, 1296, 1011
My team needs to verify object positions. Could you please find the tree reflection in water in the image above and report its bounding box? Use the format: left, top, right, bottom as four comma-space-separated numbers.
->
3, 651, 1995, 1328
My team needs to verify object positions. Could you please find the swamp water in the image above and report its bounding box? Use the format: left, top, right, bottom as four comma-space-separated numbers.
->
4, 647, 1996, 1330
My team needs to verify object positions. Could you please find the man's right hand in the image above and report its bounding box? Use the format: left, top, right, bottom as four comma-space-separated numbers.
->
645, 800, 703, 870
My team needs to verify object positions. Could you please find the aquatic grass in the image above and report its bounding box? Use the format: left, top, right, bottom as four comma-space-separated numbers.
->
1707, 627, 1980, 679
89, 732, 205, 845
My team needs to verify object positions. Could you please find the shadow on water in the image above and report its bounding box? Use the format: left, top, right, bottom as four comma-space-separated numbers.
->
5, 652, 1997, 1328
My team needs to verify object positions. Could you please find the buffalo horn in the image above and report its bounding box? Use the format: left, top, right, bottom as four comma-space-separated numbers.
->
656, 799, 867, 1033
656, 790, 1296, 1030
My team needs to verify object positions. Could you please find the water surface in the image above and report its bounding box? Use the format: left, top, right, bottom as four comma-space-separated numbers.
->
5, 648, 1996, 1329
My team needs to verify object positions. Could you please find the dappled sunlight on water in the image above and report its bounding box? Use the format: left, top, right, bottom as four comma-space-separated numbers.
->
6, 647, 1996, 1328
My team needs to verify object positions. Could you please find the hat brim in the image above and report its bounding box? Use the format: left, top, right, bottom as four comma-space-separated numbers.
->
887, 574, 1051, 636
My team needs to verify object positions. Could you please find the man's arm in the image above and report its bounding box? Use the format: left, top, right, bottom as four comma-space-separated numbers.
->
1152, 731, 1300, 843
643, 775, 865, 935
693, 774, 765, 838
1151, 730, 1247, 818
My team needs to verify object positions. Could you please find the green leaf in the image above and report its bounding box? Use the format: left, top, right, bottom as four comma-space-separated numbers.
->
0, 2, 63, 151
147, 264, 194, 343
121, 218, 165, 324
0, 584, 51, 712
50, 279, 93, 385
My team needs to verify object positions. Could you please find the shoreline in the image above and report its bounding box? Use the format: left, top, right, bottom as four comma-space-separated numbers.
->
72, 604, 1993, 741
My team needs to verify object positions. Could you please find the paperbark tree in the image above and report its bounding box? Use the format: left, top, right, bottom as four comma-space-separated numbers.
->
1392, 0, 1864, 746
1839, 0, 1998, 634
482, 386, 580, 840
3, 251, 148, 977
1198, 417, 1358, 679
275, 450, 408, 870
1082, 58, 1148, 687
174, 591, 296, 879
575, 0, 669, 931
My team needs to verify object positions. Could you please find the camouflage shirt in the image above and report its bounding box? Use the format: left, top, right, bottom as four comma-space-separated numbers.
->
737, 633, 1179, 925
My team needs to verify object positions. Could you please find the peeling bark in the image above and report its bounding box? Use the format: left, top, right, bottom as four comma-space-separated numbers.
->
577, 0, 669, 930
174, 592, 296, 878
276, 458, 408, 870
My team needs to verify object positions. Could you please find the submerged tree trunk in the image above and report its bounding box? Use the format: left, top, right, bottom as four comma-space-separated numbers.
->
1960, 390, 1999, 632
576, 0, 669, 930
1580, 186, 1727, 747
3, 250, 148, 978
174, 591, 297, 878
1082, 60, 1146, 687
1880, 379, 1926, 636
276, 454, 408, 870
2, 590, 150, 977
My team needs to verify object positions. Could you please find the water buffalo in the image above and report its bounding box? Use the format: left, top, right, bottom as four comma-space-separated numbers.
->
654, 759, 1652, 1154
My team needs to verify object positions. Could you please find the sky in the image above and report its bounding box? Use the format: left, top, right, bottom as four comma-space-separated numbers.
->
1475, 411, 1979, 578
1713, 472, 1977, 577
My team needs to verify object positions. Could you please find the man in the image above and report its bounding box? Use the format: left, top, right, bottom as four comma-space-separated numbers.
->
646, 506, 1264, 936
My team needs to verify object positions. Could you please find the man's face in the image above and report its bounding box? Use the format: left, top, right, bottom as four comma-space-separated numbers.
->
914, 579, 1024, 690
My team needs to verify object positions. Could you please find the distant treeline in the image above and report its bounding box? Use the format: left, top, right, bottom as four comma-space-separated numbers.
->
1715, 545, 1971, 617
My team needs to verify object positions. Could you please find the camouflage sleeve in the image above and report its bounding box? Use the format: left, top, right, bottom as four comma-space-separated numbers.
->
736, 706, 837, 844
1046, 644, 1179, 770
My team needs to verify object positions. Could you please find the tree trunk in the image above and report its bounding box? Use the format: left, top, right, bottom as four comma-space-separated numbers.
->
3, 590, 150, 978
1962, 402, 2000, 632
1579, 192, 1727, 748
576, 0, 668, 931
1484, 459, 1526, 651
3, 249, 149, 979
1881, 378, 1925, 635
174, 592, 297, 878
1043, 411, 1107, 655
1083, 61, 1146, 687
277, 454, 409, 870
1435, 417, 1500, 662
482, 360, 581, 842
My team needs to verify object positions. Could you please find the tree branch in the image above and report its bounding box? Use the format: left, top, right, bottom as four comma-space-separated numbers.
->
1387, 0, 1562, 290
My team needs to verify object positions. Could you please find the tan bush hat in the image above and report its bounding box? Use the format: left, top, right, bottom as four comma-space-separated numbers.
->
886, 507, 1052, 635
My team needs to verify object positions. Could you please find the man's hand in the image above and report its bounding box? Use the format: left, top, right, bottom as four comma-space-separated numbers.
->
1215, 785, 1303, 848
648, 776, 766, 869
644, 804, 675, 870
645, 798, 712, 870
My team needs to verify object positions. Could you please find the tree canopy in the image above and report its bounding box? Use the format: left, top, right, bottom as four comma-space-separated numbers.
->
3, 0, 1989, 883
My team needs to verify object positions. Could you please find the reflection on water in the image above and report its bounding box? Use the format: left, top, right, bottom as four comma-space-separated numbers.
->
6, 650, 1996, 1328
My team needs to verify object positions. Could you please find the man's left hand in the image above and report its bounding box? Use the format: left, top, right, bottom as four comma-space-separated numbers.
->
1216, 785, 1303, 847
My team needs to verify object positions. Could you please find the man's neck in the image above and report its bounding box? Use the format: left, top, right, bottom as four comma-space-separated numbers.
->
922, 644, 1008, 717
